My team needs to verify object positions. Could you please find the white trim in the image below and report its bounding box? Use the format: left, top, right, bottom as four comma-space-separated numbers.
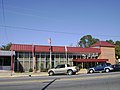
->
0, 51, 15, 56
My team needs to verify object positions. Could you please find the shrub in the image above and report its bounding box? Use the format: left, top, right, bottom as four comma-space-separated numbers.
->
41, 68, 48, 72
29, 68, 33, 72
77, 64, 82, 69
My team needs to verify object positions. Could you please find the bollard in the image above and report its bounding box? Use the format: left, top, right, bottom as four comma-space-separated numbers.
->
29, 74, 31, 77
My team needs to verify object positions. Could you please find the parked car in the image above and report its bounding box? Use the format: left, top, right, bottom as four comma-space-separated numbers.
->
112, 64, 120, 71
87, 63, 113, 73
48, 64, 79, 76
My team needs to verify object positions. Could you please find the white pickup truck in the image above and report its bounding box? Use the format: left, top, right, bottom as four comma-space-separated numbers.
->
48, 64, 79, 76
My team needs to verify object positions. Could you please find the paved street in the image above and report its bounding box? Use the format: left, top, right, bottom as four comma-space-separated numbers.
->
0, 72, 120, 90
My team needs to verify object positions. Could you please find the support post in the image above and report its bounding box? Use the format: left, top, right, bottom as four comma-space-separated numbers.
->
11, 54, 14, 76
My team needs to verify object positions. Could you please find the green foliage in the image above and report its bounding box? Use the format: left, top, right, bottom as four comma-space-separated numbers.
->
29, 68, 33, 72
77, 63, 82, 69
78, 35, 99, 47
1, 42, 12, 50
106, 40, 114, 44
115, 41, 120, 59
115, 41, 120, 45
41, 68, 48, 72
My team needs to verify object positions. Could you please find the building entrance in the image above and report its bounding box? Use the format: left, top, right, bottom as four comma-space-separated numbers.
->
0, 56, 11, 70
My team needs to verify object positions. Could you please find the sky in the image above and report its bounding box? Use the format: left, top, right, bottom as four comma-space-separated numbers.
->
0, 0, 120, 46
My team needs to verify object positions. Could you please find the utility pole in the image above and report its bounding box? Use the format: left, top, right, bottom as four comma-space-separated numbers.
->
48, 38, 52, 69
65, 45, 68, 64
32, 44, 36, 73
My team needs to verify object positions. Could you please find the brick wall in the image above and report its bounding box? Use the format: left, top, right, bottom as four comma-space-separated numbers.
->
98, 47, 116, 64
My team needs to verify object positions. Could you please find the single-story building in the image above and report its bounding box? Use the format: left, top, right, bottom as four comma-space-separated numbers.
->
0, 51, 15, 71
8, 41, 115, 72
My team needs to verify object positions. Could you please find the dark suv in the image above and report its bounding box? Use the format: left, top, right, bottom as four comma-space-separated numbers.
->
87, 63, 113, 73
112, 64, 120, 71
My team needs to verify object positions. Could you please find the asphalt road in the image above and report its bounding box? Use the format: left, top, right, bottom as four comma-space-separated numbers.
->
0, 72, 120, 90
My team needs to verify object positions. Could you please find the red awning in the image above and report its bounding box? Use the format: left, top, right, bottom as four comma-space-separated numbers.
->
73, 59, 108, 62
10, 44, 101, 53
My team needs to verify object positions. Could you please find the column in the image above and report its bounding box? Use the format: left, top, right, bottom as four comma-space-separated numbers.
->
11, 54, 14, 75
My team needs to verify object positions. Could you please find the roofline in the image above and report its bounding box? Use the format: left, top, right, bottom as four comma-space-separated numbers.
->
10, 44, 101, 53
91, 41, 115, 48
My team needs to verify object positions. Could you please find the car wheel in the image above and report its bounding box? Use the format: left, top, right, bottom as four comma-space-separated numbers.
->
49, 71, 54, 76
67, 70, 73, 75
89, 69, 94, 73
105, 68, 110, 73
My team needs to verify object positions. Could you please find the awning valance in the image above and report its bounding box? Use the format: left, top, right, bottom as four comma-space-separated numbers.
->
73, 59, 108, 62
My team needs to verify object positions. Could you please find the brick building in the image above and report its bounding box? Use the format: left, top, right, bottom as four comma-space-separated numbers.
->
91, 41, 116, 64
8, 41, 116, 72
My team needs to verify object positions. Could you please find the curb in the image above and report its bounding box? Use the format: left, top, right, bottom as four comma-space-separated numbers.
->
0, 72, 48, 78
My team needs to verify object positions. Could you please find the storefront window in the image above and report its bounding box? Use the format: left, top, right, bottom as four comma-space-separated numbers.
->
24, 52, 29, 58
68, 54, 73, 59
73, 55, 76, 59
18, 52, 24, 58
60, 54, 65, 58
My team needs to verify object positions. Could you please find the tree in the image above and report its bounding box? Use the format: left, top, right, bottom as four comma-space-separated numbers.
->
78, 35, 99, 47
115, 41, 120, 45
106, 40, 114, 44
115, 41, 120, 59
0, 42, 12, 50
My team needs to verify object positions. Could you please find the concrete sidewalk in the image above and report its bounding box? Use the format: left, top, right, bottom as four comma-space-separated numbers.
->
0, 69, 87, 78
0, 71, 48, 78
